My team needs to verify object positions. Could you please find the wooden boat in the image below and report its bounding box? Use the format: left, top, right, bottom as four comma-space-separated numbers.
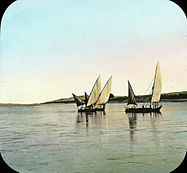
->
125, 105, 162, 113
94, 76, 112, 111
72, 93, 90, 112
73, 76, 112, 112
125, 62, 162, 113
73, 75, 101, 112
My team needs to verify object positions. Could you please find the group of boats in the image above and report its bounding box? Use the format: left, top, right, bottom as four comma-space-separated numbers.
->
72, 76, 112, 112
72, 62, 162, 113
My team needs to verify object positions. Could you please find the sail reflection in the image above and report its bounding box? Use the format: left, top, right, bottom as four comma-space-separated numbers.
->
149, 112, 162, 146
76, 111, 106, 128
127, 113, 137, 144
76, 113, 83, 123
127, 112, 161, 145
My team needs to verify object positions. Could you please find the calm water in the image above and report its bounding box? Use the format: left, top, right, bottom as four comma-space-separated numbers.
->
0, 102, 186, 173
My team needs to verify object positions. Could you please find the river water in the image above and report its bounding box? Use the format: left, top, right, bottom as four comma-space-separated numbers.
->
0, 102, 186, 173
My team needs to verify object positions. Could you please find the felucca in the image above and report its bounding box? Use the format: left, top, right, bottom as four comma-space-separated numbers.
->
73, 76, 112, 112
72, 76, 101, 112
125, 62, 162, 113
95, 76, 112, 111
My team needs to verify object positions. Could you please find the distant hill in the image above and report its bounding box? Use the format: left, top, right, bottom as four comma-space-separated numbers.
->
42, 91, 187, 104
1, 91, 186, 106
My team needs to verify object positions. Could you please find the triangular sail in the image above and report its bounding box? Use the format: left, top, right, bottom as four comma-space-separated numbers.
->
87, 76, 101, 106
72, 93, 84, 107
84, 92, 89, 105
127, 81, 137, 105
151, 62, 162, 103
96, 76, 112, 105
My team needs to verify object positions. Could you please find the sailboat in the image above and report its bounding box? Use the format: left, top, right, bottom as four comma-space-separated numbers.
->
73, 76, 112, 112
95, 76, 112, 111
125, 62, 162, 113
74, 75, 101, 112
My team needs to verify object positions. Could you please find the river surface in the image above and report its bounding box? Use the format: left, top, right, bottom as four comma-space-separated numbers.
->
0, 102, 186, 173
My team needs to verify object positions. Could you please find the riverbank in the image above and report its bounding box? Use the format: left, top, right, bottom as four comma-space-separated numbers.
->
1, 91, 187, 106
42, 91, 187, 104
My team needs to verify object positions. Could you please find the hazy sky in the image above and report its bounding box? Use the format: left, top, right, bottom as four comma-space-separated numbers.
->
0, 0, 186, 103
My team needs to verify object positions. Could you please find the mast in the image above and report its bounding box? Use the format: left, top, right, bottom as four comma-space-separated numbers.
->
95, 76, 112, 105
151, 62, 162, 104
87, 76, 101, 107
127, 80, 137, 105
84, 92, 89, 105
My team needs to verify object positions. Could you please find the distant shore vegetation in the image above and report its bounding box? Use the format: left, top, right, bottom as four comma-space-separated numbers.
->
1, 91, 187, 106
43, 91, 187, 104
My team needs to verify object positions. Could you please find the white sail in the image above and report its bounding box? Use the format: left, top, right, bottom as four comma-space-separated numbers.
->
151, 62, 162, 103
87, 76, 101, 106
96, 76, 112, 105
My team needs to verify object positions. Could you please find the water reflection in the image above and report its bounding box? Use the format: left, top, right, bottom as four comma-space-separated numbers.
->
76, 113, 83, 123
76, 107, 163, 148
127, 112, 162, 145
86, 113, 89, 127
1, 103, 186, 173
149, 112, 162, 132
76, 111, 106, 128
76, 112, 92, 128
150, 112, 162, 146
127, 113, 137, 144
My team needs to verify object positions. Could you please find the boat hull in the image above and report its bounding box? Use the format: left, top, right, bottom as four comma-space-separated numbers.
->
78, 106, 105, 112
94, 107, 105, 111
78, 108, 96, 113
125, 105, 162, 113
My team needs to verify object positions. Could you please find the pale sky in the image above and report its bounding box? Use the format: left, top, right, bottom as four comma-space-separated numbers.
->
0, 0, 186, 104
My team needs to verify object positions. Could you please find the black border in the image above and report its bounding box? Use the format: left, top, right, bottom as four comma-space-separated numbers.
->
0, 0, 186, 172
0, 0, 17, 32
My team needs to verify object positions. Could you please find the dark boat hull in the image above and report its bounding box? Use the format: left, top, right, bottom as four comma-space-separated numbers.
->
94, 107, 105, 111
78, 108, 96, 113
125, 105, 162, 113
78, 106, 105, 112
